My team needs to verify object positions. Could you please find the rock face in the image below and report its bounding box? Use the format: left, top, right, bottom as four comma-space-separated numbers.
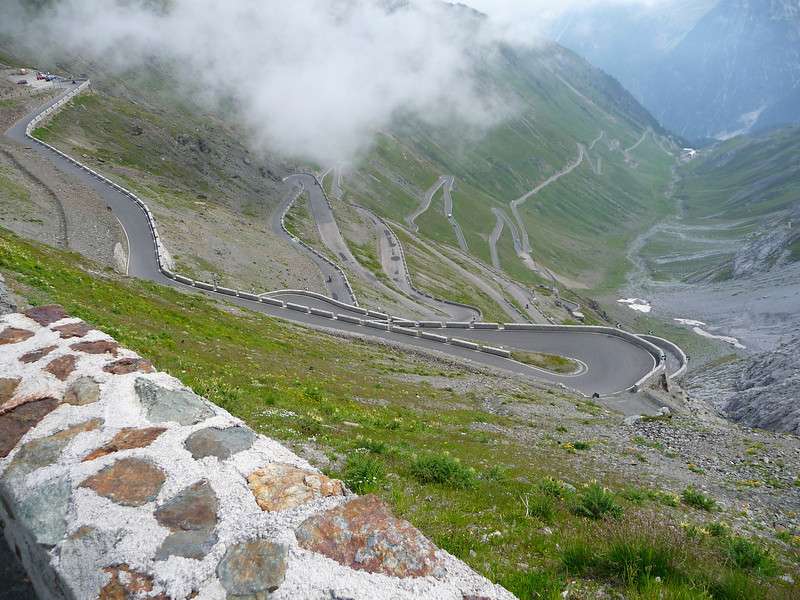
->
80, 458, 166, 507
99, 565, 166, 600
14, 477, 73, 547
82, 427, 166, 462
0, 377, 21, 407
52, 321, 92, 339
688, 335, 800, 435
70, 340, 119, 356
217, 540, 288, 597
3, 419, 103, 481
296, 495, 445, 578
44, 354, 77, 381
103, 357, 154, 375
63, 376, 101, 406
0, 273, 16, 314
0, 327, 34, 345
154, 480, 219, 561
135, 378, 214, 425
0, 397, 60, 458
24, 305, 67, 326
248, 463, 345, 512
184, 426, 256, 460
19, 345, 57, 364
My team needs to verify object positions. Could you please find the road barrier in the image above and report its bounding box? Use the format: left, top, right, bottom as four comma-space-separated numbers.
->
239, 292, 261, 302
278, 182, 358, 306
264, 290, 368, 315
445, 322, 471, 329
310, 307, 335, 319
391, 325, 419, 337
261, 297, 285, 307
366, 310, 389, 320
286, 302, 310, 313
355, 205, 483, 320
451, 338, 480, 351
640, 334, 688, 379
365, 320, 390, 331
392, 319, 417, 328
481, 346, 512, 358
421, 331, 448, 343
419, 321, 444, 328
336, 314, 363, 325
473, 323, 500, 330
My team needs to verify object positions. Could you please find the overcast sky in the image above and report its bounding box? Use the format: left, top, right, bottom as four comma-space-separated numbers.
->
463, 0, 671, 43
2, 0, 675, 165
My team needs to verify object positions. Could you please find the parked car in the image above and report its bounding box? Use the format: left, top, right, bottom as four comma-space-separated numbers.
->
16, 80, 28, 85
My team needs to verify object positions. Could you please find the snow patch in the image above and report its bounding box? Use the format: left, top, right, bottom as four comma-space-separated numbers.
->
617, 298, 652, 313
692, 327, 746, 350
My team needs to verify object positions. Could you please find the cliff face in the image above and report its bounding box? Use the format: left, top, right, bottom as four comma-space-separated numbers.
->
557, 0, 800, 141
688, 336, 800, 435
644, 0, 800, 140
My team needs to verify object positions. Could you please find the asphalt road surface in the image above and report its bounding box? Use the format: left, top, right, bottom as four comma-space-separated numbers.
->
5, 82, 669, 397
271, 180, 353, 303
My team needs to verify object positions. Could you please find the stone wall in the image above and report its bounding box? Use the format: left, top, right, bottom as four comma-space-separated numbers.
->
0, 306, 514, 600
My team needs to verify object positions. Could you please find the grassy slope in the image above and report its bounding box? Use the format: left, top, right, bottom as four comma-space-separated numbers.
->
346, 44, 674, 293
2, 227, 796, 600
638, 126, 800, 283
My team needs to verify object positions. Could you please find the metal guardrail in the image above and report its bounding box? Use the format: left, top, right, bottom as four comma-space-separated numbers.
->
354, 204, 484, 320
23, 80, 677, 396
279, 178, 358, 306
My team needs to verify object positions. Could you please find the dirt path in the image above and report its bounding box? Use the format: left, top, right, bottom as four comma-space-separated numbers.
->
510, 143, 585, 256
406, 175, 447, 232
442, 176, 469, 253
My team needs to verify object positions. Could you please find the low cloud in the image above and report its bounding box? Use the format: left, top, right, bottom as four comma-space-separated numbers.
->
2, 0, 509, 166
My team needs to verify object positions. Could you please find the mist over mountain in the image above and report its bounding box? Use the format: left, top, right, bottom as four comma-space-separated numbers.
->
556, 0, 800, 142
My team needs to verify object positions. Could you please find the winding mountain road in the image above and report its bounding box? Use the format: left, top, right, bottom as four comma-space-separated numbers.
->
441, 177, 469, 253
3, 81, 682, 398
406, 176, 448, 232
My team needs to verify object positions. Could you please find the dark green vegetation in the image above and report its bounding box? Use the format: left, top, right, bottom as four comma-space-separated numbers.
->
511, 350, 580, 374
638, 126, 800, 284
2, 228, 796, 599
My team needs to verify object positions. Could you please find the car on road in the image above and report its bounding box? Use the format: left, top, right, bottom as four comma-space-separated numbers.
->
16, 80, 28, 85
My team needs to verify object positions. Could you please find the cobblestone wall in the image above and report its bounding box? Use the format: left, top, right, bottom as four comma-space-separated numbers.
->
0, 306, 514, 600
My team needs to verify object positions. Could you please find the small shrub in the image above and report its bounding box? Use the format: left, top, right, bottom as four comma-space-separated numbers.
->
606, 536, 674, 583
353, 437, 388, 454
573, 441, 591, 451
707, 521, 730, 538
539, 477, 571, 498
499, 570, 564, 600
682, 486, 717, 512
483, 465, 509, 482
410, 452, 476, 489
724, 536, 777, 574
562, 538, 596, 574
707, 570, 764, 600
343, 453, 385, 494
621, 487, 647, 505
573, 483, 623, 520
522, 493, 556, 523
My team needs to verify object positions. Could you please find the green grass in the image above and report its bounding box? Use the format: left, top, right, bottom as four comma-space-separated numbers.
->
1, 228, 795, 599
511, 350, 579, 374
682, 486, 717, 512
0, 166, 31, 206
